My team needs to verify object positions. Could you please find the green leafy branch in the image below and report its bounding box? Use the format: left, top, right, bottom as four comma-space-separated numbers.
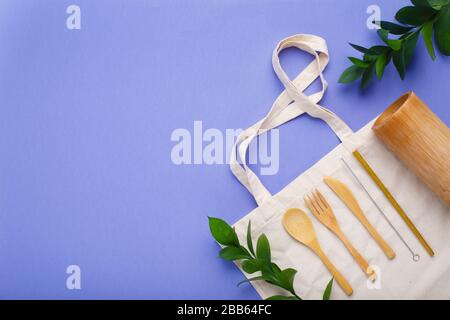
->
208, 217, 333, 300
339, 0, 450, 89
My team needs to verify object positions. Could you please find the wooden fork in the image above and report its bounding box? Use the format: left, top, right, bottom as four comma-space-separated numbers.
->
304, 189, 376, 279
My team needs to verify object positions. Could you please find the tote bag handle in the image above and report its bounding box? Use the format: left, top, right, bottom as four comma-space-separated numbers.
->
230, 34, 353, 206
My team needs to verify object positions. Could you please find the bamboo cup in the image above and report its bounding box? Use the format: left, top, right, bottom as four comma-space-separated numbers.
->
372, 92, 450, 206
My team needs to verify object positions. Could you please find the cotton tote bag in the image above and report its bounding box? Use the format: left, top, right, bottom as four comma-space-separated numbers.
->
230, 34, 450, 300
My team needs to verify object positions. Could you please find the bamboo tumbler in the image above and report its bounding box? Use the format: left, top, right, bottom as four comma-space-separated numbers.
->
372, 92, 450, 206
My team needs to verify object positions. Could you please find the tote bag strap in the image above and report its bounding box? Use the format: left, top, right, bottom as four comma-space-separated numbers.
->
230, 34, 353, 206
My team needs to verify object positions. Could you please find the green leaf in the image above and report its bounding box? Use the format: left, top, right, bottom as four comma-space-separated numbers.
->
395, 6, 436, 26
361, 63, 375, 89
388, 39, 403, 51
260, 270, 279, 284
404, 31, 420, 65
210, 217, 301, 299
208, 217, 240, 247
412, 0, 450, 8
271, 263, 282, 275
338, 65, 364, 84
411, 0, 432, 7
241, 259, 261, 274
219, 246, 251, 261
277, 268, 297, 293
348, 57, 370, 68
363, 45, 392, 61
377, 29, 389, 41
246, 221, 255, 256
434, 5, 450, 55
378, 29, 403, 51
422, 20, 436, 60
393, 47, 406, 79
349, 43, 371, 54
427, 0, 450, 10
323, 278, 334, 300
256, 234, 271, 262
375, 54, 388, 79
369, 45, 392, 54
266, 295, 300, 301
379, 21, 414, 35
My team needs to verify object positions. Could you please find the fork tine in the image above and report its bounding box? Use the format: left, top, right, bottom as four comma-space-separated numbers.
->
304, 195, 320, 216
308, 195, 322, 213
312, 191, 324, 211
315, 189, 330, 209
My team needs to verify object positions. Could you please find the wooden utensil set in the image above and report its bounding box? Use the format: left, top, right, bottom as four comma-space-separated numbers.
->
283, 177, 396, 296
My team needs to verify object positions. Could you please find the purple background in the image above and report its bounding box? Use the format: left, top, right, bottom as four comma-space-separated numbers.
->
0, 0, 448, 299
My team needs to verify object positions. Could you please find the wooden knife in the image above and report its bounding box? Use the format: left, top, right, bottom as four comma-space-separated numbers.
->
324, 176, 396, 260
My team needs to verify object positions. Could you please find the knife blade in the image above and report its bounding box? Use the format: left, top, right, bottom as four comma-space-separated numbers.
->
324, 176, 396, 260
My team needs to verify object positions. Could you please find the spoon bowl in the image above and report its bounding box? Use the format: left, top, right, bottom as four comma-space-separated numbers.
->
283, 208, 316, 245
282, 208, 353, 296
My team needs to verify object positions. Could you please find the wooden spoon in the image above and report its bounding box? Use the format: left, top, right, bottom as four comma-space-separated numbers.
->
283, 208, 353, 296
